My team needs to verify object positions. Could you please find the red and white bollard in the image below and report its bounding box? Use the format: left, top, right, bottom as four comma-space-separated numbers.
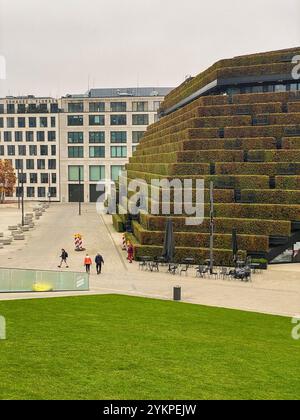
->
74, 234, 84, 252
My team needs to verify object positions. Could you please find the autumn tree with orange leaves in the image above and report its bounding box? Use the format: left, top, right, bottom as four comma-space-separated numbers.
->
0, 159, 17, 203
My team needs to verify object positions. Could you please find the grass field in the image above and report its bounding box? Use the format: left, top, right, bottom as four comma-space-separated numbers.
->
0, 294, 299, 400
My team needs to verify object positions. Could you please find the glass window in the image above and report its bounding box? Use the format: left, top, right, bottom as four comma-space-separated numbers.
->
132, 101, 148, 112
37, 159, 45, 170
37, 131, 45, 142
40, 145, 48, 156
50, 104, 58, 113
41, 173, 49, 183
68, 102, 84, 113
38, 187, 46, 198
18, 145, 26, 156
0, 145, 4, 155
132, 146, 137, 154
4, 132, 12, 142
89, 115, 105, 126
89, 132, 105, 143
51, 145, 56, 156
17, 104, 26, 114
111, 165, 123, 182
29, 117, 37, 127
29, 145, 37, 156
30, 173, 38, 183
132, 131, 145, 143
40, 117, 48, 127
51, 117, 56, 127
26, 131, 34, 142
50, 187, 57, 197
110, 115, 127, 125
27, 187, 35, 198
7, 145, 15, 156
15, 159, 23, 170
48, 131, 56, 142
7, 104, 15, 114
0, 118, 3, 128
68, 132, 84, 144
132, 114, 149, 125
110, 102, 126, 112
275, 84, 286, 92
153, 101, 161, 111
52, 173, 57, 184
68, 115, 83, 126
48, 160, 56, 170
111, 146, 127, 158
38, 104, 48, 113
26, 159, 34, 170
28, 104, 37, 113
15, 132, 23, 142
18, 117, 25, 128
89, 165, 105, 181
89, 146, 105, 158
68, 166, 84, 181
7, 117, 15, 128
89, 102, 105, 112
68, 146, 84, 158
110, 132, 127, 143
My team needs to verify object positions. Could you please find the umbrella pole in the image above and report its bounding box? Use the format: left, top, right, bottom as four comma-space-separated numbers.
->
209, 182, 214, 275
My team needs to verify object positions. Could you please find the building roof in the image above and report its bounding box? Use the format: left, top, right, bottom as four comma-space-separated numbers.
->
87, 87, 173, 98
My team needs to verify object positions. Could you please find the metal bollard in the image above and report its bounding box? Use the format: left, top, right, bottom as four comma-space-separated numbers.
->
173, 286, 181, 301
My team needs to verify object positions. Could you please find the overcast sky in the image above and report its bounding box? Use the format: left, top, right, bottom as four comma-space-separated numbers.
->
0, 0, 299, 97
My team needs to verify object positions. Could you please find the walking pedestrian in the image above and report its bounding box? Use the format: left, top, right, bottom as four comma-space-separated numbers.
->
127, 242, 134, 264
95, 253, 104, 274
84, 254, 92, 274
58, 249, 69, 268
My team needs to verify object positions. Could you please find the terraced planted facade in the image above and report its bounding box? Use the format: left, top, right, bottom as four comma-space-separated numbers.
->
115, 48, 300, 266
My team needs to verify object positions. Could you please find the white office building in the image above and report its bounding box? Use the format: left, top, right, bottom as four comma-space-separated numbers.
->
0, 87, 172, 203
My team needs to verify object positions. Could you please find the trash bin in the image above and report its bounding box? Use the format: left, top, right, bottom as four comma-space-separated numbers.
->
173, 286, 181, 301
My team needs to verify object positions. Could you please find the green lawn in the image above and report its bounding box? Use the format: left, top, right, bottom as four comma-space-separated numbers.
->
0, 294, 299, 400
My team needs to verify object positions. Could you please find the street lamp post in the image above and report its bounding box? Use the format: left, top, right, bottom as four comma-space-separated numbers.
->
209, 181, 214, 275
48, 175, 51, 205
17, 168, 20, 210
21, 166, 24, 226
78, 166, 82, 216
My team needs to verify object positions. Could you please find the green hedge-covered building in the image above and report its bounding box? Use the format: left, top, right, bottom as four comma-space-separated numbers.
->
116, 47, 300, 265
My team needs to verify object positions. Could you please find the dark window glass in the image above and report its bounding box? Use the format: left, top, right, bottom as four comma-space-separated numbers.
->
132, 114, 149, 125
68, 146, 84, 158
4, 132, 12, 142
110, 132, 127, 143
29, 145, 37, 156
89, 102, 105, 112
48, 160, 56, 170
26, 159, 34, 170
15, 132, 23, 142
89, 115, 105, 126
68, 132, 84, 143
48, 131, 56, 141
68, 102, 84, 113
110, 102, 127, 112
37, 159, 45, 169
29, 117, 37, 127
18, 117, 26, 128
37, 131, 45, 142
7, 145, 15, 155
68, 115, 84, 126
26, 131, 34, 142
110, 115, 127, 125
40, 145, 48, 156
89, 146, 105, 158
18, 145, 26, 156
89, 132, 105, 143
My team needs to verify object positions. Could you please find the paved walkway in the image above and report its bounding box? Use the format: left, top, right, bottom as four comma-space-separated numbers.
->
0, 203, 300, 318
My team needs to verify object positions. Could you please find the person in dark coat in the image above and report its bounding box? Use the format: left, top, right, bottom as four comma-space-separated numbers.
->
95, 253, 104, 275
58, 249, 69, 268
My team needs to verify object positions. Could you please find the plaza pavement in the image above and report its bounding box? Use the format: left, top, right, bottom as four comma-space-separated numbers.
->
0, 202, 300, 318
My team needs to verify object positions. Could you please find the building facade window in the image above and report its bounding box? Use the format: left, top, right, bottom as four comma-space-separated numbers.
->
132, 114, 149, 125
26, 159, 34, 170
30, 173, 38, 183
7, 145, 15, 156
89, 165, 105, 181
132, 101, 148, 112
29, 117, 37, 128
89, 132, 105, 143
41, 173, 49, 183
18, 145, 26, 156
4, 132, 12, 142
68, 166, 84, 181
26, 131, 34, 142
89, 102, 105, 112
111, 165, 123, 182
68, 115, 84, 126
68, 146, 84, 158
29, 145, 37, 156
18, 117, 25, 128
89, 146, 105, 158
15, 132, 23, 142
37, 159, 46, 170
110, 115, 127, 126
111, 146, 127, 158
132, 131, 145, 143
68, 132, 84, 144
37, 131, 45, 142
40, 145, 48, 156
7, 117, 15, 128
27, 187, 35, 198
110, 131, 127, 143
110, 102, 126, 112
48, 160, 56, 170
68, 102, 84, 113
40, 117, 48, 128
48, 131, 56, 142
89, 115, 105, 126
38, 187, 46, 198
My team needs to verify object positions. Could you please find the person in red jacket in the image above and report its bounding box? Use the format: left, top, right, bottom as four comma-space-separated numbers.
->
127, 242, 134, 264
84, 254, 92, 274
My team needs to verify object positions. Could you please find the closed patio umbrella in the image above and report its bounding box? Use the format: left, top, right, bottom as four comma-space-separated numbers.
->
232, 228, 238, 266
162, 219, 175, 263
